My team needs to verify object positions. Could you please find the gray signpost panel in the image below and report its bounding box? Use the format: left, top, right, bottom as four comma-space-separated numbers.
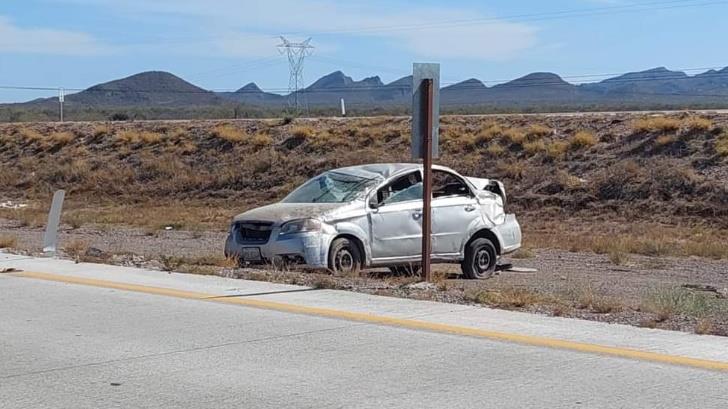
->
411, 63, 440, 159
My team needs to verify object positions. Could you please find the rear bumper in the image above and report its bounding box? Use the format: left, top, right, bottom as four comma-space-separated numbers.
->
224, 229, 331, 269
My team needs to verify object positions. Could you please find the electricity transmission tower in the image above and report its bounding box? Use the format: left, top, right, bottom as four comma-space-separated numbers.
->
277, 36, 314, 113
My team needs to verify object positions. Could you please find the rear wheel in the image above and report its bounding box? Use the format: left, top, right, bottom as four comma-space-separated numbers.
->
329, 238, 362, 276
461, 238, 497, 279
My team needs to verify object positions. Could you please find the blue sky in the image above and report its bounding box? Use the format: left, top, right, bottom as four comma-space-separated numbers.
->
1, 0, 727, 102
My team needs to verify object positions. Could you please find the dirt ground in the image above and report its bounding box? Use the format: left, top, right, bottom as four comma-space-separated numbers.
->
3, 217, 727, 336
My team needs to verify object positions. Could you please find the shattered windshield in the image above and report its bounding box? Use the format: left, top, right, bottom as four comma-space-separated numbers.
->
283, 171, 380, 203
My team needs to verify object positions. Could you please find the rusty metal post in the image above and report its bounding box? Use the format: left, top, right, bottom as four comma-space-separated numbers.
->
421, 79, 433, 282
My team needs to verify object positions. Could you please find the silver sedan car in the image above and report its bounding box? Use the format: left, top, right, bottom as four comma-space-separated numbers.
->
225, 163, 521, 279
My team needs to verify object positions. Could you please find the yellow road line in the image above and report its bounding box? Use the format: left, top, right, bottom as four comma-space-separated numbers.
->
10, 270, 728, 372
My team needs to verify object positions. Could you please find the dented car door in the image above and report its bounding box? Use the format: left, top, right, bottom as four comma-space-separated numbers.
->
368, 171, 423, 262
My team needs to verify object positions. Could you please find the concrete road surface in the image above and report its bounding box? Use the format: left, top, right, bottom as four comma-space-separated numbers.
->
1, 253, 727, 408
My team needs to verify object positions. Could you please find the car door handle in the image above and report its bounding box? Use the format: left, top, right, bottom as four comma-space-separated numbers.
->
464, 205, 477, 212
412, 211, 422, 220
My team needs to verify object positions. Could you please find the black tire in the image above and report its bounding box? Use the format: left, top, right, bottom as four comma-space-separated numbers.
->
388, 265, 421, 276
461, 238, 497, 279
329, 238, 363, 276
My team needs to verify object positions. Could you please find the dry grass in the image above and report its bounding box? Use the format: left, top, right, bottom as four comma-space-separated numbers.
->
715, 131, 728, 157
655, 134, 677, 146
524, 221, 728, 260
49, 131, 75, 145
464, 287, 551, 309
501, 128, 526, 145
0, 234, 17, 249
511, 248, 535, 259
683, 116, 713, 131
695, 318, 715, 335
291, 125, 315, 139
63, 239, 90, 263
642, 288, 711, 322
523, 139, 547, 155
212, 124, 246, 143
570, 284, 621, 313
476, 123, 503, 143
485, 143, 506, 156
116, 130, 164, 144
250, 132, 273, 147
569, 130, 598, 149
497, 161, 527, 180
17, 127, 44, 142
546, 140, 569, 159
632, 116, 681, 133
525, 124, 552, 139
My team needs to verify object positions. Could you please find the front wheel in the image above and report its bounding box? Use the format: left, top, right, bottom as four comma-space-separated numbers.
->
461, 238, 497, 279
329, 238, 362, 276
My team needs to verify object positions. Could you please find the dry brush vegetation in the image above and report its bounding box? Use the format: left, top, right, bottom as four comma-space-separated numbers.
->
2, 113, 728, 234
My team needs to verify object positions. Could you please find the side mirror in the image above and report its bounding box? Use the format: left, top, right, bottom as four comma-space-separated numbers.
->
369, 195, 382, 209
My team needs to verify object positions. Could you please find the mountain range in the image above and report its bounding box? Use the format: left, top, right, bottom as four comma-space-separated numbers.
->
11, 66, 728, 112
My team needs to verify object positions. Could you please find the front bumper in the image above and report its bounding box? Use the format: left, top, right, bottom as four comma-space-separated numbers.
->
224, 227, 333, 269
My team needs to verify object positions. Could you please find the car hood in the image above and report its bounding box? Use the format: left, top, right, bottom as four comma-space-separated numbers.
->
232, 202, 350, 225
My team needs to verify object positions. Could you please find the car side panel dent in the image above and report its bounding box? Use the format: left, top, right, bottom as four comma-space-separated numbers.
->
330, 221, 371, 266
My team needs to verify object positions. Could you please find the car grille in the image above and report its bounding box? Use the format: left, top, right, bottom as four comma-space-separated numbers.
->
235, 221, 273, 244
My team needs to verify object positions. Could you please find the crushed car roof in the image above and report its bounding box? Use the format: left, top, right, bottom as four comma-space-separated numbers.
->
331, 163, 422, 180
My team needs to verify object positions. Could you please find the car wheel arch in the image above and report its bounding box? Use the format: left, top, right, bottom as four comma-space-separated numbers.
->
328, 233, 368, 267
464, 228, 502, 256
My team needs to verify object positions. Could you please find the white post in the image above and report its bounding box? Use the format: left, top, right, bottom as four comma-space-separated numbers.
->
340, 98, 346, 117
43, 190, 66, 256
59, 88, 65, 122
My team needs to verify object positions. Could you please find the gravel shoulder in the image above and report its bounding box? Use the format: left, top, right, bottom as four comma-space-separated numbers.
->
3, 217, 727, 336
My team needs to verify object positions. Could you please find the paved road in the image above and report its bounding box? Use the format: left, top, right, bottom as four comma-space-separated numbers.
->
1, 261, 728, 408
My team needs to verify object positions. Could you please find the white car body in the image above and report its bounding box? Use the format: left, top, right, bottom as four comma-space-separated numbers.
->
225, 163, 521, 275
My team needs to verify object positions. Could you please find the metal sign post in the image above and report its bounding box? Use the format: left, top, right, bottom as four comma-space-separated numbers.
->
411, 63, 440, 282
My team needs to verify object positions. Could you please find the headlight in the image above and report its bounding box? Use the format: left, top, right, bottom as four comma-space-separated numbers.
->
279, 219, 322, 235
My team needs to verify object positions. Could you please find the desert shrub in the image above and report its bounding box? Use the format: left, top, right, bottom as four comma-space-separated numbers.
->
501, 128, 526, 145
523, 139, 547, 155
212, 125, 246, 143
249, 132, 273, 147
632, 116, 681, 133
682, 116, 713, 131
291, 125, 315, 139
546, 140, 569, 159
17, 127, 44, 142
497, 161, 527, 180
569, 130, 597, 149
715, 132, 728, 157
649, 161, 699, 198
475, 123, 503, 143
525, 124, 552, 140
643, 288, 711, 321
485, 143, 506, 156
49, 131, 75, 145
591, 161, 647, 200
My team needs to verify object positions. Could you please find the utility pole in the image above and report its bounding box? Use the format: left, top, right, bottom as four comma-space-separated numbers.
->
58, 88, 65, 122
277, 36, 314, 114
